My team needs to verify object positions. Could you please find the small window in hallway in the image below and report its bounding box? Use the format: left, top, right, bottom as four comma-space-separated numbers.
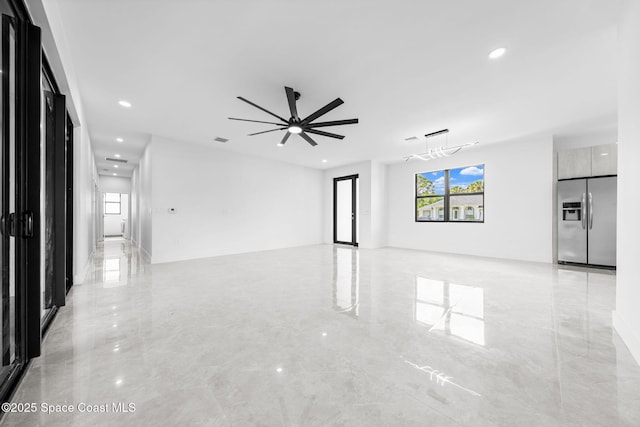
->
105, 192, 121, 215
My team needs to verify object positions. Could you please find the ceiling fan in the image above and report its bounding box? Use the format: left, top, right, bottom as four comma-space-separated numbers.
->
229, 86, 358, 147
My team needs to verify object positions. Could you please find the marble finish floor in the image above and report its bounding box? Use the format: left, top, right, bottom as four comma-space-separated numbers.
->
2, 240, 640, 426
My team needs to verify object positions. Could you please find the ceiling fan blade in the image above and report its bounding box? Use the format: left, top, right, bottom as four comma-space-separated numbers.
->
306, 118, 359, 128
280, 132, 291, 146
237, 96, 288, 123
299, 132, 318, 147
248, 128, 286, 136
229, 117, 286, 126
304, 128, 345, 140
285, 86, 299, 120
302, 98, 344, 125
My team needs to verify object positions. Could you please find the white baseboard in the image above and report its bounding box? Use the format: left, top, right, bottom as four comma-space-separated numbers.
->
613, 310, 640, 366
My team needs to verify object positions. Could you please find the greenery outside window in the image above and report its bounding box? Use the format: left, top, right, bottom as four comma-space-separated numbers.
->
416, 164, 484, 222
104, 192, 121, 215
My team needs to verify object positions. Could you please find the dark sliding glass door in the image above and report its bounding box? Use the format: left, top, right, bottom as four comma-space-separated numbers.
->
333, 175, 359, 246
0, 3, 43, 403
0, 10, 18, 390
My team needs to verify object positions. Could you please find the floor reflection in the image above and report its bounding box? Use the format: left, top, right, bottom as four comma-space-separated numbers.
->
86, 238, 144, 287
332, 246, 359, 318
415, 277, 485, 346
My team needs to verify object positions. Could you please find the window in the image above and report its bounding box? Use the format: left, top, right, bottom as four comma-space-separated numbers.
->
104, 192, 121, 215
415, 164, 484, 222
465, 206, 474, 220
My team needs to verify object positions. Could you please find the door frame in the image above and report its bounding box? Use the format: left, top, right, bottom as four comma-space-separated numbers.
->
333, 174, 358, 247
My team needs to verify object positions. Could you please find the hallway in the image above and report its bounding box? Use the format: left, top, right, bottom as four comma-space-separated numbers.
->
3, 240, 640, 425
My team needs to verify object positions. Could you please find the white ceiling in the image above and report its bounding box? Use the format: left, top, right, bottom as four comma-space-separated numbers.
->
52, 0, 619, 175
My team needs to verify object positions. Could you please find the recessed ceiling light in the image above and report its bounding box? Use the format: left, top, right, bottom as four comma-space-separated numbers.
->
118, 100, 132, 108
601, 152, 609, 156
114, 165, 119, 168
116, 138, 124, 143
113, 173, 117, 176
322, 159, 327, 163
488, 47, 506, 59
114, 154, 121, 157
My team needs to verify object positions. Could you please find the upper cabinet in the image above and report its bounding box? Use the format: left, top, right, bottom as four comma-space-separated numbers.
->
591, 144, 618, 177
557, 144, 617, 180
558, 147, 591, 179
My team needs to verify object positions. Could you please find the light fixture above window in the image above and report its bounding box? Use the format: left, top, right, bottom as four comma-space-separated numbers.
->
118, 100, 132, 108
403, 129, 478, 162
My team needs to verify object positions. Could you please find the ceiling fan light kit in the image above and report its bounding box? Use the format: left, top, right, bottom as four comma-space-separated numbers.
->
403, 129, 478, 162
229, 86, 359, 147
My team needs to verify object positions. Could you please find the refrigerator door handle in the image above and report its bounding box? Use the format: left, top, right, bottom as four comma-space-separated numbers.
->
581, 193, 586, 230
589, 192, 594, 230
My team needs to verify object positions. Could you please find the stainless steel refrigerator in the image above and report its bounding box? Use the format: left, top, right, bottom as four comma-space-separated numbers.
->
558, 176, 617, 267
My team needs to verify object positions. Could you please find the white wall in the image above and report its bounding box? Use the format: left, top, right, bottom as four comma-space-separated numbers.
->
370, 161, 388, 248
386, 135, 554, 263
553, 128, 617, 151
99, 176, 132, 193
138, 142, 153, 260
148, 136, 323, 264
613, 0, 640, 365
130, 169, 140, 245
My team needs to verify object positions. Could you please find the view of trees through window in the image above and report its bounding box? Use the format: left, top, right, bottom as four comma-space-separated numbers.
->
415, 165, 484, 222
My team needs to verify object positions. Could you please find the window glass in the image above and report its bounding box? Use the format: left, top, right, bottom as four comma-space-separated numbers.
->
416, 170, 445, 196
416, 196, 444, 221
105, 192, 120, 202
449, 165, 484, 193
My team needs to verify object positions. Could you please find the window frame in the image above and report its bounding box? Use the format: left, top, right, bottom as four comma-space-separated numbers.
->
415, 164, 485, 223
104, 192, 121, 215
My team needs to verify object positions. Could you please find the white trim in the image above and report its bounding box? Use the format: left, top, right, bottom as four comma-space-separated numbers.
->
613, 310, 640, 366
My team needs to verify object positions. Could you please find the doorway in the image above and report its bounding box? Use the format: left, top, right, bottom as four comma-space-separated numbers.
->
333, 174, 359, 246
103, 192, 130, 239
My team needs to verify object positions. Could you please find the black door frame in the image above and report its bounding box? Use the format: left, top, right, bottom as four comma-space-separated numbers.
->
333, 174, 358, 247
65, 114, 73, 293
0, 4, 43, 406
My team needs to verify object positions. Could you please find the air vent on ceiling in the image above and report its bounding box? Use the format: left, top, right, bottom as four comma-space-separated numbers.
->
105, 157, 128, 163
214, 137, 229, 143
102, 169, 110, 172
405, 136, 418, 141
